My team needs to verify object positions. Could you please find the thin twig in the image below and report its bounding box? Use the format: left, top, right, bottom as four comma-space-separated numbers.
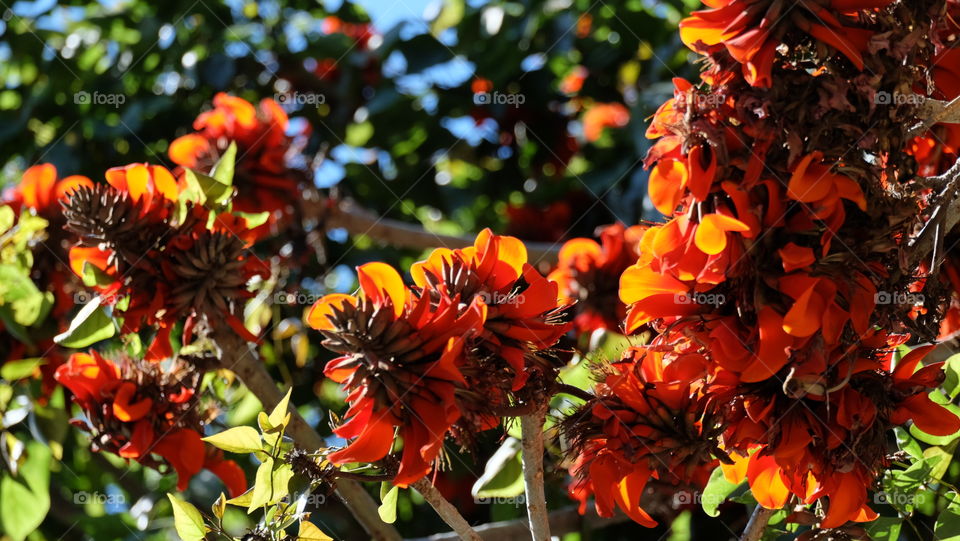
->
520, 405, 551, 541
411, 479, 483, 541
740, 505, 777, 541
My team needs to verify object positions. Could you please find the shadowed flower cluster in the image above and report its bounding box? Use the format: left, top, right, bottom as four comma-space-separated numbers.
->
55, 350, 245, 497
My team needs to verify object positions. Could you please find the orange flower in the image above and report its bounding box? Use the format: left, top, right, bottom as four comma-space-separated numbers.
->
4, 163, 92, 217
582, 103, 629, 142
549, 224, 644, 333
413, 229, 571, 392
679, 0, 892, 87
565, 348, 721, 526
55, 351, 245, 496
169, 93, 297, 229
308, 263, 486, 487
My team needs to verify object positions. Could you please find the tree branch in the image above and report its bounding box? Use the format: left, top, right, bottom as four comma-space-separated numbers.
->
404, 506, 631, 541
905, 157, 960, 273
740, 506, 776, 541
912, 96, 960, 136
520, 406, 551, 541
213, 328, 402, 541
316, 197, 561, 264
410, 479, 483, 541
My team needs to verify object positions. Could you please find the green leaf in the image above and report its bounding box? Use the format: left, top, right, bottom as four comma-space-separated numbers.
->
81, 261, 116, 288
268, 388, 293, 429
226, 488, 254, 507
54, 296, 116, 348
249, 458, 294, 512
211, 141, 237, 186
184, 168, 232, 208
894, 426, 924, 460
864, 517, 902, 541
0, 205, 13, 234
0, 264, 47, 326
212, 493, 226, 520
943, 353, 960, 399
0, 442, 51, 541
0, 358, 44, 381
936, 492, 960, 540
700, 466, 743, 517
203, 426, 263, 454
298, 522, 334, 541
472, 438, 525, 499
346, 121, 374, 146
925, 441, 957, 481
378, 483, 399, 524
166, 494, 207, 541
430, 0, 464, 36
236, 211, 271, 229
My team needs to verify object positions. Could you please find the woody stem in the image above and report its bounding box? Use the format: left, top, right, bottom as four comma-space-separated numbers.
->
213, 327, 401, 541
520, 405, 551, 541
740, 505, 776, 541
411, 479, 483, 541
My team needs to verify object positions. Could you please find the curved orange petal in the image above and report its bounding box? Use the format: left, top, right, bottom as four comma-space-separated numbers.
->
357, 262, 406, 317
20, 164, 57, 210
619, 265, 689, 304
112, 381, 154, 422
306, 294, 356, 330
694, 214, 749, 255
783, 284, 826, 337
747, 453, 790, 509
649, 159, 687, 215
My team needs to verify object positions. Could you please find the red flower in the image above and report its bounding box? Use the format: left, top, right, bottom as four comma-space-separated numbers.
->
307, 263, 486, 487
582, 103, 629, 142
679, 0, 893, 87
549, 223, 645, 333
169, 93, 298, 230
55, 351, 246, 497
4, 163, 92, 217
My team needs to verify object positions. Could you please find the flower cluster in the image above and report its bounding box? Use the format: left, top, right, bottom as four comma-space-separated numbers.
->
564, 0, 960, 530
62, 163, 268, 360
168, 93, 301, 232
54, 350, 245, 496
549, 223, 644, 334
564, 347, 722, 526
306, 230, 571, 487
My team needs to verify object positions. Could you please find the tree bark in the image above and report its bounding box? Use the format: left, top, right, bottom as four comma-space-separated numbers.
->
519, 408, 551, 541
740, 505, 776, 541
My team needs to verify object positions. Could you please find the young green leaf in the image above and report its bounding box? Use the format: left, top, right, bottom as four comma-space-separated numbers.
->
211, 141, 237, 185
54, 297, 116, 348
268, 388, 293, 429
202, 426, 263, 454
378, 483, 399, 524
212, 493, 227, 520
166, 494, 207, 541
298, 521, 334, 541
